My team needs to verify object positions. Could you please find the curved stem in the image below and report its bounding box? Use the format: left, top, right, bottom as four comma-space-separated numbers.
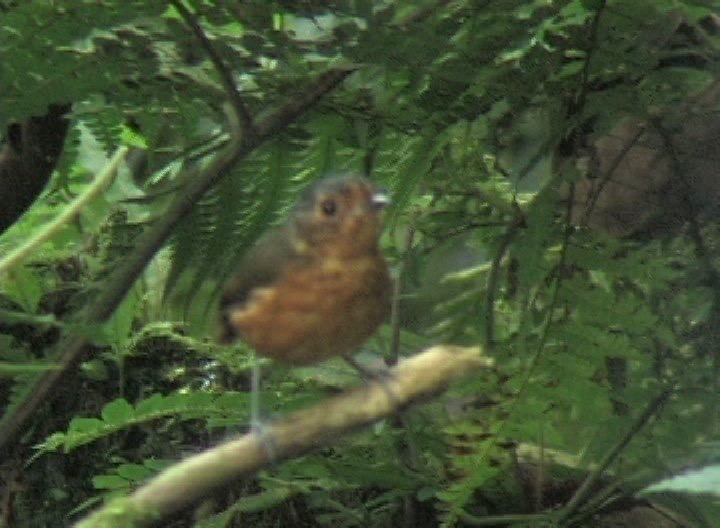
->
0, 146, 128, 276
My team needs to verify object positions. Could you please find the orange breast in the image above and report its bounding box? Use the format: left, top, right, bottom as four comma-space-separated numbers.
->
227, 255, 391, 365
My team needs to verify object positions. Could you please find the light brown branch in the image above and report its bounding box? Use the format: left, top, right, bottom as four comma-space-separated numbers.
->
74, 345, 492, 528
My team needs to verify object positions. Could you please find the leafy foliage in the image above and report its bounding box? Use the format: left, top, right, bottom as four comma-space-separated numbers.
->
1, 0, 720, 527
36, 392, 248, 454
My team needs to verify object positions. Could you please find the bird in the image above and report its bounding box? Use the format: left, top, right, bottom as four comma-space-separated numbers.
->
219, 174, 392, 368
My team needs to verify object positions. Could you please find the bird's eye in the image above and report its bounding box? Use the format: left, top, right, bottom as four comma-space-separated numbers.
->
320, 198, 337, 216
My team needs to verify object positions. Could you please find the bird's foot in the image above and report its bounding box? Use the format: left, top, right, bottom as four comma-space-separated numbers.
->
344, 356, 399, 406
250, 418, 277, 462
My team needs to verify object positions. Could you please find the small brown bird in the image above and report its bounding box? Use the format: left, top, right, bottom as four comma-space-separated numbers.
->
220, 175, 392, 366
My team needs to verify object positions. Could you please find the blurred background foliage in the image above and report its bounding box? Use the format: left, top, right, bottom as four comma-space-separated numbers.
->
2, 0, 720, 526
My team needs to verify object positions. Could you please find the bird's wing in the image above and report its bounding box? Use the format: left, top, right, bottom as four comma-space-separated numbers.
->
220, 225, 302, 308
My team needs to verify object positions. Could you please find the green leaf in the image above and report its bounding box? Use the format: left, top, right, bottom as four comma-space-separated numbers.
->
101, 398, 134, 425
134, 393, 167, 415
119, 124, 148, 149
2, 266, 44, 313
93, 475, 130, 491
116, 463, 154, 482
68, 417, 106, 435
94, 285, 141, 348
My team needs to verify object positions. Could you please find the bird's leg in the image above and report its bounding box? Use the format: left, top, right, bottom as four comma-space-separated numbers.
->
343, 355, 398, 407
343, 355, 391, 381
250, 359, 262, 433
249, 355, 277, 461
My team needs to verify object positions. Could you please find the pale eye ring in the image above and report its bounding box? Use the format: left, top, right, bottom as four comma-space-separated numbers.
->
320, 198, 337, 216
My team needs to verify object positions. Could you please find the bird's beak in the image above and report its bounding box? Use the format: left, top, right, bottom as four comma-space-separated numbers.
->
370, 190, 390, 211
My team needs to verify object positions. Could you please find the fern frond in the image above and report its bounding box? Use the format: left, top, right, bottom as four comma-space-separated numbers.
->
35, 391, 248, 456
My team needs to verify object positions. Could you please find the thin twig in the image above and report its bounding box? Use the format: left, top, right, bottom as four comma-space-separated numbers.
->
255, 66, 357, 138
170, 0, 255, 136
483, 218, 521, 352
573, 0, 607, 117
459, 511, 549, 526
556, 387, 673, 523
388, 225, 415, 366
387, 225, 419, 528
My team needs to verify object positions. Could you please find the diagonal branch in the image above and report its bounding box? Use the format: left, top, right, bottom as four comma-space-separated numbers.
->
73, 346, 493, 528
254, 66, 357, 138
0, 67, 356, 456
170, 0, 255, 136
556, 387, 673, 523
